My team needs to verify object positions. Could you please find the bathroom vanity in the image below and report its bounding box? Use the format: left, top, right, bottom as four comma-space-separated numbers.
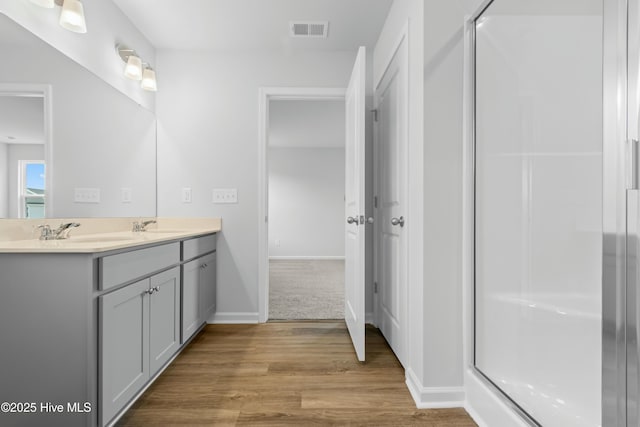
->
0, 219, 220, 427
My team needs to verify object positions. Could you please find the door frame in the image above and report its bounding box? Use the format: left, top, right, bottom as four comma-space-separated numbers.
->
0, 83, 53, 218
257, 87, 346, 323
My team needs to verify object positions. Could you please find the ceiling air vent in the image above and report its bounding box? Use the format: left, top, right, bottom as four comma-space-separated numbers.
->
290, 21, 329, 38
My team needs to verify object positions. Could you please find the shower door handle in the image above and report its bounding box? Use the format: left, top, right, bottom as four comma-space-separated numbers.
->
630, 139, 639, 190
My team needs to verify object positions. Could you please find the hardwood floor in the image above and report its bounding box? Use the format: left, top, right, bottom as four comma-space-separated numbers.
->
117, 322, 477, 426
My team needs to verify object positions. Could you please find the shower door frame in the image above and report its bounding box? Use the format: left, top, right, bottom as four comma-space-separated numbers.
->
462, 0, 629, 425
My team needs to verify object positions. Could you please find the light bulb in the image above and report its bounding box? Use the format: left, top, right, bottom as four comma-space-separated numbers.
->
141, 68, 158, 92
124, 55, 143, 81
59, 0, 87, 34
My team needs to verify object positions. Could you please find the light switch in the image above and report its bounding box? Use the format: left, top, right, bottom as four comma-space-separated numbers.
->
121, 188, 132, 203
182, 187, 192, 203
74, 188, 101, 204
212, 188, 238, 204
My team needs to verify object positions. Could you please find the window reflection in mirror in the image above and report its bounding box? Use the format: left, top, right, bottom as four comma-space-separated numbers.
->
20, 161, 46, 219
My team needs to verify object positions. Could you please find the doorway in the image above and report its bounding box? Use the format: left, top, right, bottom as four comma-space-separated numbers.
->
257, 87, 347, 323
0, 85, 52, 219
267, 99, 346, 320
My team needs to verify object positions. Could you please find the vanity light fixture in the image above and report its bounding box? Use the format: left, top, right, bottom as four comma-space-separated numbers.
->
27, 0, 87, 34
116, 44, 158, 91
141, 66, 158, 92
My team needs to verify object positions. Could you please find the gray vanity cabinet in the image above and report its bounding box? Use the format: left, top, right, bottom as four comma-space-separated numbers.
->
181, 235, 217, 343
100, 266, 180, 426
181, 252, 216, 343
0, 232, 217, 427
149, 268, 181, 373
199, 252, 217, 324
182, 258, 202, 342
100, 278, 150, 426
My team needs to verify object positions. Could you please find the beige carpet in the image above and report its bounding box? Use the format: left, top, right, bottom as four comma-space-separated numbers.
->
269, 259, 344, 320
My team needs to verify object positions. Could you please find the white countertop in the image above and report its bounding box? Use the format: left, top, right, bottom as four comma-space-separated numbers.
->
0, 219, 221, 253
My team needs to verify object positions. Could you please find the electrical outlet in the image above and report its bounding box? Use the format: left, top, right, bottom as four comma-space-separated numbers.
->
74, 188, 101, 204
182, 187, 192, 203
121, 188, 132, 203
275, 239, 281, 247
212, 188, 238, 204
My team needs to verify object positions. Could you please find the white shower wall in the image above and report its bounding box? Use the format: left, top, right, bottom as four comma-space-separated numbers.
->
474, 8, 602, 427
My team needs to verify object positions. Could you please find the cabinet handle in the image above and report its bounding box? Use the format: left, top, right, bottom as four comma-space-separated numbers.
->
144, 289, 154, 295
153, 286, 160, 293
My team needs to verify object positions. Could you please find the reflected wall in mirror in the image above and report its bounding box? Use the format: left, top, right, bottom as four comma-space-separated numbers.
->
0, 92, 46, 218
0, 13, 156, 218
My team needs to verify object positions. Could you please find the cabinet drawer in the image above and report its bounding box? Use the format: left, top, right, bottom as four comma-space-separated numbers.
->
182, 234, 217, 261
100, 243, 180, 291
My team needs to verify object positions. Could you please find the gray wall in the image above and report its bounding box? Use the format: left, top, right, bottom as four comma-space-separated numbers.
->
268, 147, 345, 258
156, 49, 367, 319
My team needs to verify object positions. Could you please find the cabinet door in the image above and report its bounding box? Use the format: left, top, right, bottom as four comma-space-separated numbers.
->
199, 252, 217, 323
149, 267, 181, 374
100, 278, 150, 426
182, 258, 201, 343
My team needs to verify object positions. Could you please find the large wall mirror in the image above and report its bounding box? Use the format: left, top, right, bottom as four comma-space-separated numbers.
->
0, 13, 156, 219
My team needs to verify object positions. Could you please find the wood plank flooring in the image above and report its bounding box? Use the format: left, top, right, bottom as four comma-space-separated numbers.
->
117, 322, 477, 426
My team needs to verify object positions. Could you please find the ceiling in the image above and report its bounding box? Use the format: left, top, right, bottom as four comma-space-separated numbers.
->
269, 100, 344, 148
111, 0, 393, 51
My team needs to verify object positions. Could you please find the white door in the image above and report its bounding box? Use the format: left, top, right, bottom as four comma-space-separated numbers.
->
345, 46, 366, 361
375, 38, 407, 365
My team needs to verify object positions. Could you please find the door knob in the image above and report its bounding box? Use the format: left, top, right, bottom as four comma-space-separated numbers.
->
366, 217, 374, 224
347, 216, 358, 225
390, 216, 405, 227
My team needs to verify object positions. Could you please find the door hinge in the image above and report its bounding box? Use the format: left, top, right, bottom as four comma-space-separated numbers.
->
374, 282, 378, 293
374, 196, 378, 208
372, 109, 378, 122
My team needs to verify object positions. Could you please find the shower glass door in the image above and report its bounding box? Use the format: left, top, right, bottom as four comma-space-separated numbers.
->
474, 1, 603, 426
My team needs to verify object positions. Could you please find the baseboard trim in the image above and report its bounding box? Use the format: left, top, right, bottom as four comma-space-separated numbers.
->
209, 312, 260, 324
464, 368, 529, 427
405, 368, 465, 409
269, 256, 345, 260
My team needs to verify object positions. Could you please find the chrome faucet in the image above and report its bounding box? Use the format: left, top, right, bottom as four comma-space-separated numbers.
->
132, 219, 157, 232
38, 222, 80, 240
52, 222, 81, 239
37, 224, 53, 240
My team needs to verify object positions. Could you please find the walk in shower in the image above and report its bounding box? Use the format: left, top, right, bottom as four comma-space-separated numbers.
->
471, 0, 609, 425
